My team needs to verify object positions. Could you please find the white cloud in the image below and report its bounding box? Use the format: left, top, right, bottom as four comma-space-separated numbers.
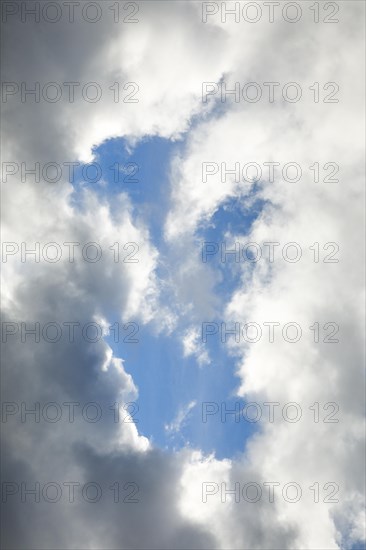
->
165, 400, 197, 435
183, 327, 211, 366
1, 1, 365, 549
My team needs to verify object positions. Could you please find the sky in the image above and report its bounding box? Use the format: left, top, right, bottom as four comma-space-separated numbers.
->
1, 1, 365, 549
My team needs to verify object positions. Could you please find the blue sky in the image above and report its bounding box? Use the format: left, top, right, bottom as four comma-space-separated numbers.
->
73, 135, 261, 459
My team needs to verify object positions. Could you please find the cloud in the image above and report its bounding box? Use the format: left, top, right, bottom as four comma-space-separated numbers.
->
163, 2, 365, 548
165, 400, 197, 435
1, 3, 229, 548
183, 328, 210, 366
1, 1, 365, 549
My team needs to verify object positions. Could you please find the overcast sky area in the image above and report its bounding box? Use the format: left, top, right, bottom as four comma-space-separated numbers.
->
1, 1, 365, 549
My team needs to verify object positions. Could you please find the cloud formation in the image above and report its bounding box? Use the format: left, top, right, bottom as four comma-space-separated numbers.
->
1, 1, 365, 549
